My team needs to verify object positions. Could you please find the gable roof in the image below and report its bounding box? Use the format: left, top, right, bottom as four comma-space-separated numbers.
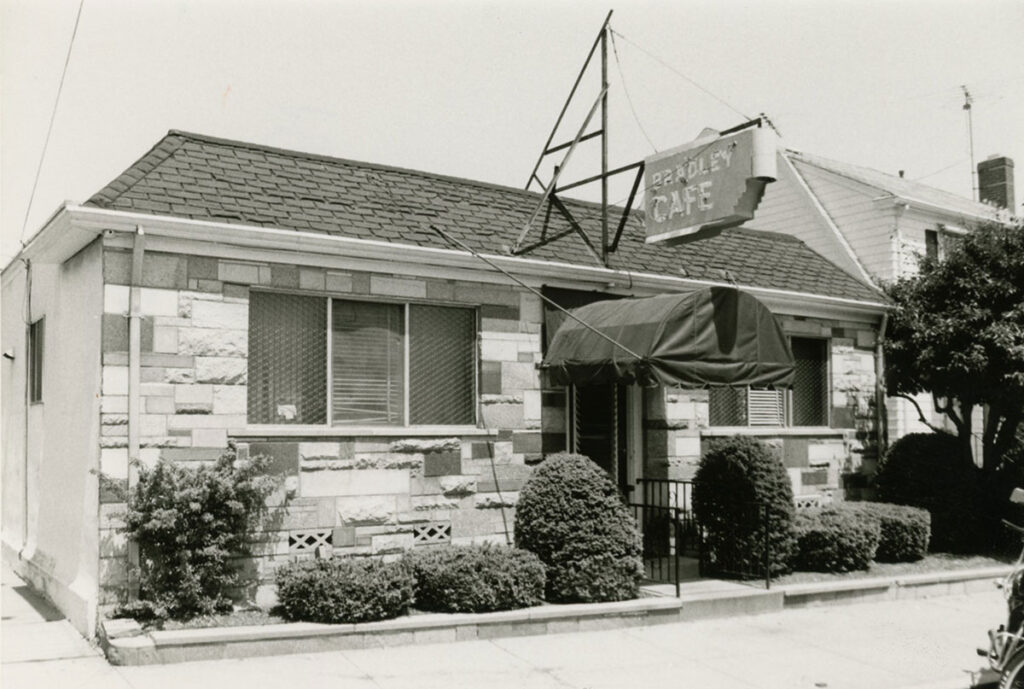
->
85, 130, 884, 304
787, 150, 1005, 223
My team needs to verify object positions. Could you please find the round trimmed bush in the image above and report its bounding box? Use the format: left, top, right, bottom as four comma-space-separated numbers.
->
692, 436, 796, 577
275, 557, 414, 624
794, 508, 880, 572
840, 502, 930, 562
514, 453, 643, 603
405, 544, 545, 613
875, 432, 984, 552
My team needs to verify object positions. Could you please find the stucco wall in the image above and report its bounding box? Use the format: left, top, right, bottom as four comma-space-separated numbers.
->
0, 241, 104, 636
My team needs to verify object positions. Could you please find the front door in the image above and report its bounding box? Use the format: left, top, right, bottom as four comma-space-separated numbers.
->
571, 383, 638, 497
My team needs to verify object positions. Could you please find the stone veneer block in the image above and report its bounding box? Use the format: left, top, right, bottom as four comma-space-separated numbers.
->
500, 362, 538, 393
438, 475, 477, 497
212, 385, 247, 415
192, 429, 227, 448
140, 288, 180, 317
366, 275, 422, 298
299, 268, 326, 291
371, 532, 414, 555
101, 448, 128, 480
523, 390, 541, 421
104, 284, 130, 314
152, 326, 178, 354
480, 339, 519, 363
674, 435, 702, 459
177, 328, 247, 357
423, 451, 461, 477
511, 432, 541, 454
191, 300, 248, 330
337, 496, 397, 525
141, 254, 188, 289
195, 357, 247, 384
219, 261, 261, 284
270, 264, 300, 288
188, 256, 219, 280
103, 366, 129, 395
453, 284, 518, 307
300, 469, 410, 498
174, 384, 214, 405
333, 526, 356, 547
425, 279, 455, 301
481, 403, 524, 430
299, 442, 342, 462
145, 396, 176, 414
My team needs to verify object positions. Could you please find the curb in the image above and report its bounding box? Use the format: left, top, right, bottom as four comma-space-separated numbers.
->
100, 566, 1012, 666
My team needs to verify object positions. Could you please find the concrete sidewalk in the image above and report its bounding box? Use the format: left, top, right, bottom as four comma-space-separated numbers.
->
1, 557, 1005, 689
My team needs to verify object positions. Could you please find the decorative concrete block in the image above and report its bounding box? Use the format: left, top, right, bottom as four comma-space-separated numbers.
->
337, 496, 397, 525
300, 469, 410, 498
140, 288, 179, 317
191, 300, 248, 330
196, 357, 247, 384
370, 276, 426, 299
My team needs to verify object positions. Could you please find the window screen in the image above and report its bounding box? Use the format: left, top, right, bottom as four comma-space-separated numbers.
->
331, 300, 404, 425
409, 305, 475, 425
708, 386, 746, 426
28, 319, 43, 403
925, 230, 939, 262
791, 337, 828, 426
248, 292, 327, 424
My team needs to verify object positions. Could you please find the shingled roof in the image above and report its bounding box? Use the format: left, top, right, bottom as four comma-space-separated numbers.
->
86, 130, 884, 304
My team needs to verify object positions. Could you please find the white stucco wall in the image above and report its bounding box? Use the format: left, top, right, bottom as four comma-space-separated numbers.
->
0, 240, 104, 637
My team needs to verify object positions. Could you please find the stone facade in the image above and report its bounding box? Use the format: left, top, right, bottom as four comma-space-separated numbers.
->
96, 247, 880, 609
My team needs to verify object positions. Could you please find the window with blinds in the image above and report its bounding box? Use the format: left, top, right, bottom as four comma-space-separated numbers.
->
248, 292, 476, 427
707, 337, 829, 428
28, 318, 44, 403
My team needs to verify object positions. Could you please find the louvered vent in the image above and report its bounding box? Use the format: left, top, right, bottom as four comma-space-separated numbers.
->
747, 389, 785, 426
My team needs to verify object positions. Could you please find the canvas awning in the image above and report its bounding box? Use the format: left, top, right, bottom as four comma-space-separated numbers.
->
540, 287, 795, 388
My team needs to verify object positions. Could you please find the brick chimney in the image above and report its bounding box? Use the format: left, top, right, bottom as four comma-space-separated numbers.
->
977, 155, 1015, 210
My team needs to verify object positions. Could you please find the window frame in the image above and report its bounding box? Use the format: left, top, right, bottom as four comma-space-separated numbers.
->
707, 335, 831, 430
28, 318, 44, 404
247, 289, 480, 431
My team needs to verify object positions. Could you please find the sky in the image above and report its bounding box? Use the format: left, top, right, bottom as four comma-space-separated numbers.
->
2, 0, 1022, 266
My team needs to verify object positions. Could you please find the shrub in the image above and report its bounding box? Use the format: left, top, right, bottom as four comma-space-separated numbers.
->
117, 452, 275, 621
405, 544, 545, 613
794, 508, 880, 572
692, 436, 796, 577
875, 432, 985, 552
275, 557, 414, 624
514, 453, 643, 603
840, 502, 930, 562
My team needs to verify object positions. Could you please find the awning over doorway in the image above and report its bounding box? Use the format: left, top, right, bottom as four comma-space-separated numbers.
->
540, 287, 795, 389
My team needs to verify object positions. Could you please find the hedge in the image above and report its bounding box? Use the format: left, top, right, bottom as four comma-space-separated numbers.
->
794, 508, 880, 572
405, 544, 545, 613
839, 502, 930, 562
275, 557, 414, 624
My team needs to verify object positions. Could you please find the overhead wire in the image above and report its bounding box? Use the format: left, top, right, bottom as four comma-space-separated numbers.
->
609, 29, 658, 155
19, 0, 87, 248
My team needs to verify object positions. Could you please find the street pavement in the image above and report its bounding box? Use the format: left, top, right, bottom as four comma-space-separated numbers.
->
1, 555, 1006, 689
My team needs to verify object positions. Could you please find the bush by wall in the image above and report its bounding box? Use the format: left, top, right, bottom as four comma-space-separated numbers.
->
116, 452, 275, 621
276, 557, 414, 624
405, 544, 545, 613
840, 502, 930, 562
514, 453, 643, 603
793, 508, 880, 572
874, 432, 985, 552
692, 436, 796, 578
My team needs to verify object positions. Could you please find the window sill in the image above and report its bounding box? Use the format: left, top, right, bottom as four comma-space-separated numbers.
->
230, 425, 498, 439
701, 427, 846, 437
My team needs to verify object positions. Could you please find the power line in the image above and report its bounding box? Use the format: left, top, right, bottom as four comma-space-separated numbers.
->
610, 29, 751, 122
609, 29, 658, 154
19, 0, 87, 247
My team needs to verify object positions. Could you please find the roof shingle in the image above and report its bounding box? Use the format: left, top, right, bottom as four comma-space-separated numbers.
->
86, 130, 885, 304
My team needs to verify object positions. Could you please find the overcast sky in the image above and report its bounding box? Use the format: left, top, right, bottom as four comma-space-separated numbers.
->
2, 0, 1022, 266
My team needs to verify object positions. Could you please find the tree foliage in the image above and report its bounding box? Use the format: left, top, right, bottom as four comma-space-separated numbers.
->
884, 221, 1024, 471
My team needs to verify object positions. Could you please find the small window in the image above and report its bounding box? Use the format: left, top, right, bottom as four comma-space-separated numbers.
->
708, 336, 829, 428
28, 319, 44, 403
925, 230, 939, 262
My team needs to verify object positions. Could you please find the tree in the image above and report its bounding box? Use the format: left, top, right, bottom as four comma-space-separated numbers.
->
884, 221, 1024, 472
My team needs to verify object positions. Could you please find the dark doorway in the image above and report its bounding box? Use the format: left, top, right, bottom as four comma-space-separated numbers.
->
573, 383, 629, 495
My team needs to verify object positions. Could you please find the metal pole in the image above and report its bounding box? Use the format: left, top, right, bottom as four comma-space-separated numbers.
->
764, 504, 771, 590
600, 22, 609, 265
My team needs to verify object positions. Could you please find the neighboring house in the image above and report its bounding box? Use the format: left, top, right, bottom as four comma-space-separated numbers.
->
740, 147, 1016, 452
0, 131, 887, 636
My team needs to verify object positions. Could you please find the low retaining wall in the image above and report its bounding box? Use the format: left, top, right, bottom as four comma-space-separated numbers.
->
101, 566, 1012, 666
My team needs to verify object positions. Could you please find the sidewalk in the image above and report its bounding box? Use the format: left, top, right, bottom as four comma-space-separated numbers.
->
1, 555, 1005, 689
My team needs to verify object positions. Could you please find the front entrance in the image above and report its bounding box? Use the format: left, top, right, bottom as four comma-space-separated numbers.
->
569, 383, 642, 500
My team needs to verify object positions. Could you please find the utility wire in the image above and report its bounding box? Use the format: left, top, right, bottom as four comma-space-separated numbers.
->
609, 29, 658, 154
610, 29, 752, 122
19, 0, 87, 247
